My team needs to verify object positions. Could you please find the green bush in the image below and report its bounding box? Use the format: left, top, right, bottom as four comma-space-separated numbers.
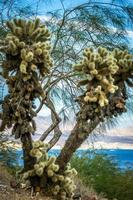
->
71, 151, 133, 200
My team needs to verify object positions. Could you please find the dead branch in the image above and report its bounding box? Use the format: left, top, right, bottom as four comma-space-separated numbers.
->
39, 96, 61, 141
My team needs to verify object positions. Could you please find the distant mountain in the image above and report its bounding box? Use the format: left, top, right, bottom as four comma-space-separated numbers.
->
0, 115, 133, 149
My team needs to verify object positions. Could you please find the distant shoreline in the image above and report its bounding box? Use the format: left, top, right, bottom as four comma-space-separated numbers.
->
6, 143, 133, 151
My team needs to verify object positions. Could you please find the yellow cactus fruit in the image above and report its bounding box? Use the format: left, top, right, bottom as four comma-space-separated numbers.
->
102, 77, 109, 85
107, 85, 118, 93
88, 62, 95, 69
55, 185, 60, 191
39, 161, 47, 168
6, 21, 15, 32
53, 191, 58, 196
14, 27, 23, 37
38, 140, 45, 147
58, 175, 64, 181
84, 96, 90, 102
44, 143, 50, 149
31, 27, 41, 38
66, 163, 71, 170
95, 85, 102, 93
108, 64, 119, 74
90, 69, 98, 75
50, 164, 59, 172
34, 18, 40, 29
35, 48, 43, 55
104, 99, 109, 105
30, 148, 38, 156
47, 169, 54, 177
84, 96, 97, 102
23, 75, 31, 81
27, 20, 35, 36
42, 49, 49, 57
20, 60, 28, 74
67, 186, 73, 193
99, 95, 106, 107
32, 140, 40, 148
14, 38, 20, 45
64, 177, 72, 184
25, 52, 34, 62
19, 41, 25, 48
96, 74, 102, 80
47, 156, 56, 166
9, 40, 17, 51
30, 148, 42, 160
36, 150, 43, 160
71, 168, 78, 176
34, 164, 40, 170
52, 176, 58, 182
99, 98, 104, 107
98, 46, 103, 55
36, 167, 44, 176
21, 49, 26, 60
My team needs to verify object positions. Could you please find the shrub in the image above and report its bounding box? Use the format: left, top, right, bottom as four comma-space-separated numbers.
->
71, 151, 133, 200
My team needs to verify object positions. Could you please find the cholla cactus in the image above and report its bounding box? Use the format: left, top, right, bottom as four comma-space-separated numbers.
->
21, 140, 77, 199
74, 47, 133, 121
0, 18, 53, 138
1, 18, 133, 200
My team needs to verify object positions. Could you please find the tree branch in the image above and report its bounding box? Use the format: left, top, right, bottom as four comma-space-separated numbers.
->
39, 96, 61, 141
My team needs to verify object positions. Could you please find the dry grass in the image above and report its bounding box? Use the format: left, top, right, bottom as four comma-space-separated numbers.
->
75, 177, 108, 200
0, 164, 53, 200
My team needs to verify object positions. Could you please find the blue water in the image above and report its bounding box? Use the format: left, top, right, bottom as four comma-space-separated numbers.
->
15, 149, 133, 170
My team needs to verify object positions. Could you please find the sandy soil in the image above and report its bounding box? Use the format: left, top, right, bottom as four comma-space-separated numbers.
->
0, 165, 52, 200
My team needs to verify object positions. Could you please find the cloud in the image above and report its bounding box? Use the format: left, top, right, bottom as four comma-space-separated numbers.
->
33, 116, 133, 149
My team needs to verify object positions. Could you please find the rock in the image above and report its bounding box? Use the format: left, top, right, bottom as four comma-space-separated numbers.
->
10, 179, 19, 189
73, 193, 81, 200
82, 196, 97, 200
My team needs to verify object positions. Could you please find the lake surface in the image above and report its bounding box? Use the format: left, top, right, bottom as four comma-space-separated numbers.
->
15, 149, 133, 169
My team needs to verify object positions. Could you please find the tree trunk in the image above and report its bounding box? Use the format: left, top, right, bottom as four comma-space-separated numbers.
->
56, 118, 100, 172
21, 133, 35, 171
21, 133, 41, 190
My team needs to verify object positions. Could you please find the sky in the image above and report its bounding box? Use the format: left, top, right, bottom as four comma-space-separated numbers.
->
20, 0, 133, 48
24, 0, 133, 14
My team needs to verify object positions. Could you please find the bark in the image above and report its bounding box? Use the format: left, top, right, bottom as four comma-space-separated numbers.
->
21, 133, 35, 171
56, 117, 100, 172
21, 133, 41, 190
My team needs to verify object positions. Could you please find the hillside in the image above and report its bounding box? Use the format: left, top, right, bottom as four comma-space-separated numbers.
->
0, 164, 107, 200
0, 165, 51, 200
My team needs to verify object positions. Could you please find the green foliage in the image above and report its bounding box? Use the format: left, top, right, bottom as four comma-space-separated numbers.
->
0, 132, 20, 174
0, 148, 17, 167
71, 152, 133, 200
